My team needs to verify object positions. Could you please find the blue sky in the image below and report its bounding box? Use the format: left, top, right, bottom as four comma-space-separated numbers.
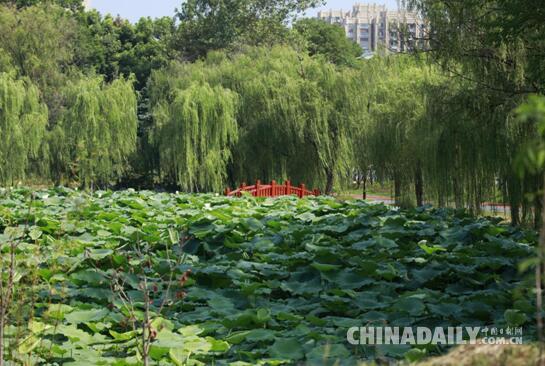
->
90, 0, 401, 22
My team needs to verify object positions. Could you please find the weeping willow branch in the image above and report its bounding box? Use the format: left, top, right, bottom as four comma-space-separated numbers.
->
0, 73, 47, 186
52, 76, 138, 188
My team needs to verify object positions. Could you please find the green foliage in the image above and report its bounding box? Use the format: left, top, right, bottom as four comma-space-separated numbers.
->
293, 18, 362, 66
409, 0, 545, 95
0, 0, 83, 10
52, 77, 138, 187
174, 0, 324, 60
404, 0, 545, 224
0, 73, 48, 185
75, 12, 175, 90
0, 188, 537, 363
150, 46, 364, 192
152, 82, 239, 192
0, 4, 77, 95
513, 95, 545, 176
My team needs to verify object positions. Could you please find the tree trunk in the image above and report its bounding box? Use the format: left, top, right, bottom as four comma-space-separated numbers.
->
453, 176, 463, 209
325, 169, 334, 195
511, 204, 520, 226
414, 163, 424, 207
355, 171, 362, 189
394, 172, 401, 206
362, 174, 367, 200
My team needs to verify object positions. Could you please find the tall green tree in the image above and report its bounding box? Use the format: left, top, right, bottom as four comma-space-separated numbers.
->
174, 0, 324, 60
362, 57, 429, 206
0, 73, 48, 185
407, 0, 545, 224
0, 0, 83, 11
0, 3, 78, 121
51, 77, 138, 187
409, 0, 545, 96
293, 18, 362, 66
149, 46, 364, 193
151, 82, 239, 192
75, 12, 175, 91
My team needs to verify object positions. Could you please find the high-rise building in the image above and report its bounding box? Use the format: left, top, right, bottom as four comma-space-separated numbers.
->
317, 3, 426, 54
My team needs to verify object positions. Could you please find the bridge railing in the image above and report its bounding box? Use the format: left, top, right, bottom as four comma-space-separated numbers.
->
225, 180, 320, 198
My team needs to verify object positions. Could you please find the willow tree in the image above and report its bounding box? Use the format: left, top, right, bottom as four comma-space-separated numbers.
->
148, 46, 366, 193
221, 47, 366, 193
150, 82, 238, 192
0, 73, 47, 185
355, 53, 527, 216
216, 48, 323, 189
406, 0, 544, 225
419, 79, 514, 214
358, 56, 434, 206
52, 77, 137, 188
302, 57, 366, 193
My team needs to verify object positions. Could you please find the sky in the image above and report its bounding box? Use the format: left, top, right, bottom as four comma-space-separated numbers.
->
90, 0, 401, 23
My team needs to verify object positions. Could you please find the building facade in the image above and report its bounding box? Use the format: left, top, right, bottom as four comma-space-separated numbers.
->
317, 3, 425, 54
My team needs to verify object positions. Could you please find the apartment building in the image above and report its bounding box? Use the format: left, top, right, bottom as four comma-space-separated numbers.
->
317, 3, 425, 54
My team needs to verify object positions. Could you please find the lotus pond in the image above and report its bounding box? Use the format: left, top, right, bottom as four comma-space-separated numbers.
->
0, 188, 538, 365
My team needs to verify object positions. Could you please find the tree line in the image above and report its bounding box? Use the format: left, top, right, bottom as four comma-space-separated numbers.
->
1, 0, 545, 226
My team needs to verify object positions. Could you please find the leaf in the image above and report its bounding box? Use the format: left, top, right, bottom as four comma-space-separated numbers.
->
87, 248, 113, 260
245, 328, 276, 342
153, 329, 185, 348
97, 229, 111, 237
4, 226, 24, 239
322, 269, 374, 290
44, 304, 73, 320
392, 297, 426, 316
178, 324, 204, 337
56, 324, 95, 345
110, 330, 138, 341
311, 262, 342, 272
29, 227, 42, 240
71, 269, 108, 286
28, 320, 51, 334
269, 338, 304, 360
504, 309, 528, 327
375, 236, 398, 249
18, 335, 40, 354
256, 308, 271, 323
418, 240, 447, 255
206, 337, 230, 352
65, 308, 109, 324
306, 344, 350, 361
225, 330, 251, 344
169, 348, 189, 366
208, 296, 236, 315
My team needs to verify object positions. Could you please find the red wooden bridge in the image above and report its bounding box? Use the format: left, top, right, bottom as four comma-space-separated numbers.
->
225, 180, 320, 198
